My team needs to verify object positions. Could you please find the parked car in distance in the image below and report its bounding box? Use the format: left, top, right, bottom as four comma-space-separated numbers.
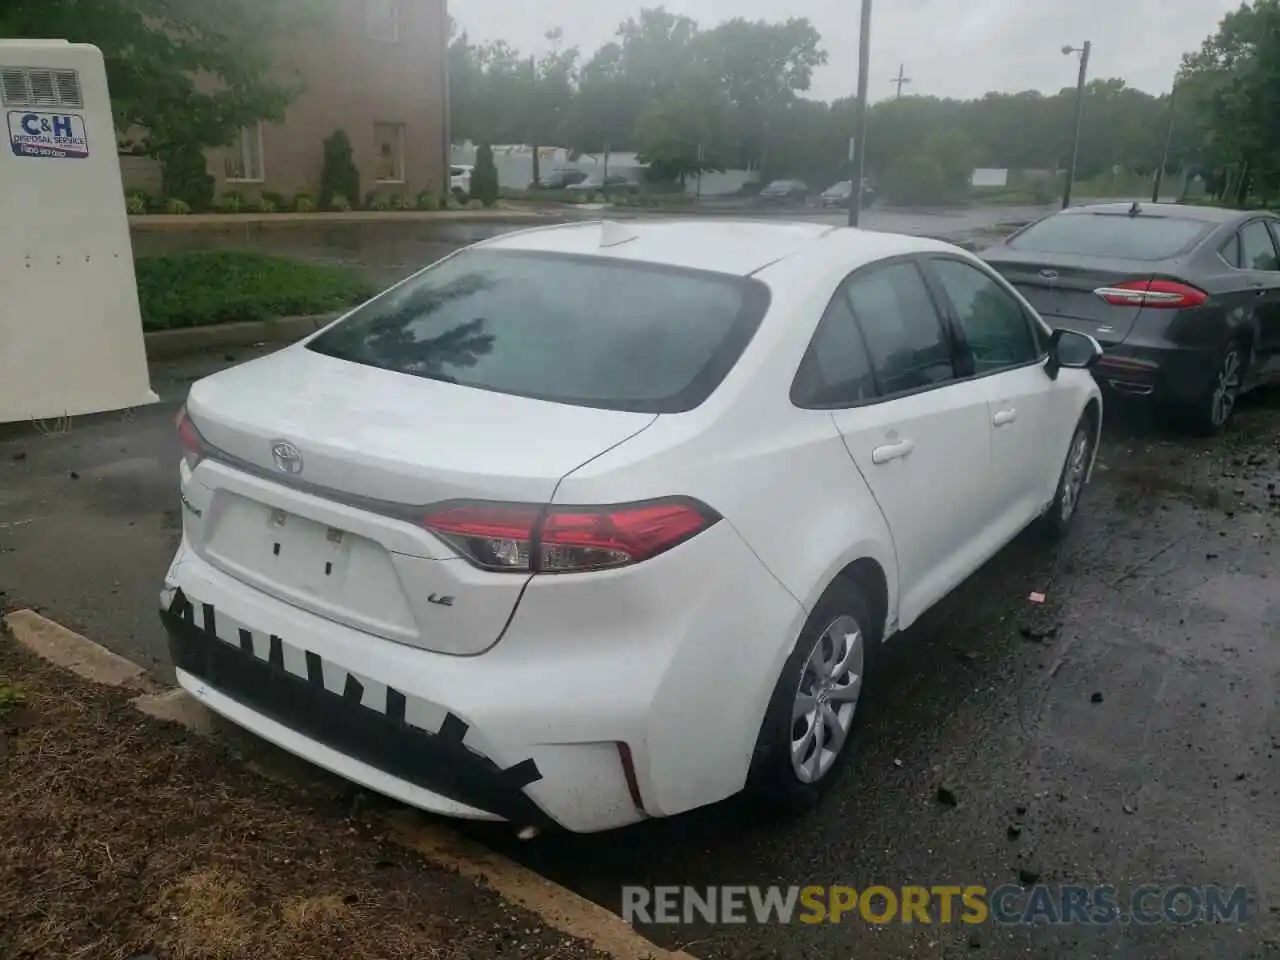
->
981, 202, 1280, 434
566, 174, 641, 196
533, 168, 588, 189
450, 165, 473, 197
821, 179, 878, 209
820, 181, 852, 207
759, 179, 809, 204
163, 219, 1102, 835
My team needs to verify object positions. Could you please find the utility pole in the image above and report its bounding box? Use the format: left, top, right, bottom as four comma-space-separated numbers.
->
891, 63, 911, 98
1152, 83, 1177, 203
848, 0, 873, 227
1061, 40, 1091, 210
440, 0, 452, 199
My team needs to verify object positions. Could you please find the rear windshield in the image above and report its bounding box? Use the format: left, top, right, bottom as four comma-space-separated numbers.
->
1007, 213, 1212, 261
306, 249, 770, 413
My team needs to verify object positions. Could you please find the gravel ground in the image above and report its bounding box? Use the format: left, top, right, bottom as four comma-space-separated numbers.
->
0, 631, 611, 960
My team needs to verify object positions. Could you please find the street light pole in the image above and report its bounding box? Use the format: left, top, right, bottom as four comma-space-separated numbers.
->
1152, 83, 1177, 203
848, 0, 873, 227
1061, 40, 1091, 210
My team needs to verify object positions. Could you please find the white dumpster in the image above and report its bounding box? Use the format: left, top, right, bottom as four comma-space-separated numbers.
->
0, 39, 156, 423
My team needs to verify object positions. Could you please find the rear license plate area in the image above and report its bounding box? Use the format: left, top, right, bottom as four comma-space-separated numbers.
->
204, 494, 358, 597
265, 508, 351, 592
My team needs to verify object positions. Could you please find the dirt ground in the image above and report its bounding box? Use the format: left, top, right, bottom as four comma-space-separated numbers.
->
0, 631, 609, 960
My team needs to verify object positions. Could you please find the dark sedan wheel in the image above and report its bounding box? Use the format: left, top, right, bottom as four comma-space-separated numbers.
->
1187, 341, 1245, 436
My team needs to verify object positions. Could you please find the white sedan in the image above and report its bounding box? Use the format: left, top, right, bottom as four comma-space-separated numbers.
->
161, 219, 1103, 834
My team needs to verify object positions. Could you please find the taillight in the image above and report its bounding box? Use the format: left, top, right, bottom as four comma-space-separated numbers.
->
422, 498, 720, 573
1093, 279, 1208, 309
175, 405, 204, 470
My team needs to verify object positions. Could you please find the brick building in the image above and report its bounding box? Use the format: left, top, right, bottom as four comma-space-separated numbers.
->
121, 0, 449, 204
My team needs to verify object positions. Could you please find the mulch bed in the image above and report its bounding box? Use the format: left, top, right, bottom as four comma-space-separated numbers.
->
0, 631, 610, 960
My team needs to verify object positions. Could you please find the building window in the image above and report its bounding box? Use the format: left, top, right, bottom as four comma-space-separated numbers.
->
224, 123, 264, 182
367, 0, 400, 41
374, 122, 405, 182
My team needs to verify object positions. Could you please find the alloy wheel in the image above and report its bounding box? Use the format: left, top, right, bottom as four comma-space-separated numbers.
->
1210, 349, 1242, 428
791, 614, 863, 784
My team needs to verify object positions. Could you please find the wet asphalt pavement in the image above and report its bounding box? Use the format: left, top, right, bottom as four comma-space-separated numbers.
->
3, 212, 1279, 958
126, 201, 1060, 289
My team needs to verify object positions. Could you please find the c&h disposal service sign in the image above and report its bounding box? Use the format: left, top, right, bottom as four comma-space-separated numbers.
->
8, 110, 89, 159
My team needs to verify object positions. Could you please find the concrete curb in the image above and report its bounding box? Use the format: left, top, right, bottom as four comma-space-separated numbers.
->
144, 313, 339, 361
1, 608, 697, 960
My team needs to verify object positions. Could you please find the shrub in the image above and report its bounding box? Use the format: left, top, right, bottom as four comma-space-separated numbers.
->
256, 195, 277, 213
0, 682, 24, 712
389, 193, 411, 210
125, 192, 148, 215
262, 190, 288, 209
466, 198, 484, 210
293, 193, 315, 212
366, 191, 390, 211
320, 130, 360, 210
472, 143, 499, 206
134, 249, 375, 331
445, 194, 463, 210
328, 193, 352, 212
159, 143, 214, 211
416, 189, 440, 210
217, 191, 247, 213
163, 197, 192, 214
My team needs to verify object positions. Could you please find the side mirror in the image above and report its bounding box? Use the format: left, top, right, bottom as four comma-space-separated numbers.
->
1045, 328, 1103, 380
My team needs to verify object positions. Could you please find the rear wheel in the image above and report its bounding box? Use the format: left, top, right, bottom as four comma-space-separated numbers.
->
747, 580, 874, 814
1185, 341, 1245, 436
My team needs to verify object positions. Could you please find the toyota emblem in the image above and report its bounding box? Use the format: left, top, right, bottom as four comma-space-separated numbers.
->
271, 439, 304, 475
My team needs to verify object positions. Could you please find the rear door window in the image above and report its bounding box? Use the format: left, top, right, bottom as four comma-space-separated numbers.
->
1007, 213, 1212, 260
1219, 232, 1242, 268
306, 250, 769, 413
792, 293, 878, 407
1239, 220, 1279, 271
843, 261, 956, 396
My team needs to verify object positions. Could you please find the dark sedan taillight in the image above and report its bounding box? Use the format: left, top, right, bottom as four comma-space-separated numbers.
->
1093, 279, 1208, 309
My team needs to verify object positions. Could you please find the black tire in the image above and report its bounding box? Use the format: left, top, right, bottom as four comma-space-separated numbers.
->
1041, 414, 1096, 542
1183, 339, 1247, 437
746, 579, 876, 815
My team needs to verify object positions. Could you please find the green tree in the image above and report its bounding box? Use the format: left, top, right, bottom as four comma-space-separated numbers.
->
635, 69, 731, 183
0, 0, 327, 157
472, 143, 499, 205
320, 130, 359, 210
879, 132, 977, 206
696, 17, 827, 169
1179, 0, 1280, 204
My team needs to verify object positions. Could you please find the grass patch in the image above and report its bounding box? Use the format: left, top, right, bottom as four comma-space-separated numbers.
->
0, 681, 23, 711
135, 250, 375, 332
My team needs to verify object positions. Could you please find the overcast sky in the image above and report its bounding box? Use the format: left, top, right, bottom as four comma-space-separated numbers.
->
453, 0, 1239, 102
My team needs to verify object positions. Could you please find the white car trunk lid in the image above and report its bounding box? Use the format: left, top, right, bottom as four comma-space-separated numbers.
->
182, 346, 655, 654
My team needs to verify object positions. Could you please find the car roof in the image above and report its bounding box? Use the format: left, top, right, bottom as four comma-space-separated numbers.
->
478, 218, 954, 277
1062, 201, 1250, 225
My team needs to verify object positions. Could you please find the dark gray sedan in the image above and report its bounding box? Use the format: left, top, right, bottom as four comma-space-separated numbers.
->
980, 202, 1280, 434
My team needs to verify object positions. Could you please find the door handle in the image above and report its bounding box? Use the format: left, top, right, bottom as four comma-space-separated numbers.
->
992, 408, 1018, 426
871, 439, 915, 464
